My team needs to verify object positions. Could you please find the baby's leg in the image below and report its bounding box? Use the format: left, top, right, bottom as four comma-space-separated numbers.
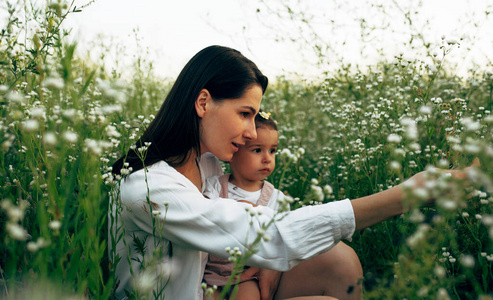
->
232, 280, 261, 300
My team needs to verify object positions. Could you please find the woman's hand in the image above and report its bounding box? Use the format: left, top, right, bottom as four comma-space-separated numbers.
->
258, 269, 282, 300
352, 158, 481, 231
406, 157, 480, 189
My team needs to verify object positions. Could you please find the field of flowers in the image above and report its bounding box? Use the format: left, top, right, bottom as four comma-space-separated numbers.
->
1, 1, 492, 299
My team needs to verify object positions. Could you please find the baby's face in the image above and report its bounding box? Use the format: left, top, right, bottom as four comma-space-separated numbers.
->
229, 127, 278, 182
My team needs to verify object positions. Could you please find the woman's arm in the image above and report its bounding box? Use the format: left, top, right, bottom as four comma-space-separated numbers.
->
351, 184, 404, 232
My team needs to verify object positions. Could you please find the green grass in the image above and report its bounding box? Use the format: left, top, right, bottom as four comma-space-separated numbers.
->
1, 1, 492, 299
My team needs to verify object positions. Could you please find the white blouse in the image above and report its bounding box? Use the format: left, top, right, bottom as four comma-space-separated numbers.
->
109, 153, 355, 299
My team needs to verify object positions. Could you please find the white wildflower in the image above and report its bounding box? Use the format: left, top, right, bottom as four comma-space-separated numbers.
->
409, 209, 425, 223
437, 288, 451, 300
439, 199, 457, 210
446, 136, 460, 144
419, 105, 432, 115
434, 265, 446, 278
101, 104, 123, 114
387, 134, 402, 143
417, 286, 429, 297
7, 206, 24, 222
459, 254, 475, 268
400, 118, 418, 140
464, 144, 480, 154
105, 125, 121, 138
262, 233, 272, 242
44, 132, 58, 146
481, 215, 493, 226
21, 120, 39, 132
49, 220, 62, 230
390, 161, 401, 171
438, 159, 449, 169
7, 92, 25, 103
446, 38, 458, 45
409, 142, 421, 151
27, 241, 39, 252
6, 223, 28, 241
460, 117, 480, 132
30, 107, 46, 119
63, 131, 78, 143
406, 224, 430, 248
84, 139, 102, 156
62, 109, 78, 121
134, 269, 157, 293
323, 184, 333, 195
311, 185, 324, 202
44, 77, 65, 90
413, 188, 428, 200
27, 237, 50, 252
427, 64, 438, 73
280, 149, 292, 159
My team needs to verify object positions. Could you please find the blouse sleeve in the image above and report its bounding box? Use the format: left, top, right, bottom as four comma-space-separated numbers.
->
119, 161, 355, 272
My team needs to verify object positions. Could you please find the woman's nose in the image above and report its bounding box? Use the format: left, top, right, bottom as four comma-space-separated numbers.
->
243, 120, 257, 141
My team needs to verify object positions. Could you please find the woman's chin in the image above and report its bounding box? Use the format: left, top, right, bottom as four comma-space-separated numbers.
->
217, 153, 233, 162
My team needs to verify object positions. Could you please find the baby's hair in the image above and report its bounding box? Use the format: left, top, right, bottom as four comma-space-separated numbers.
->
255, 109, 277, 131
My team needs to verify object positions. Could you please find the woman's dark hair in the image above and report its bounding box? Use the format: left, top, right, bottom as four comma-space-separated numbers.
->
112, 45, 268, 175
255, 109, 278, 131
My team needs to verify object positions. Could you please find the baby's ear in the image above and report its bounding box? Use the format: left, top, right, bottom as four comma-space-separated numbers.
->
195, 89, 211, 118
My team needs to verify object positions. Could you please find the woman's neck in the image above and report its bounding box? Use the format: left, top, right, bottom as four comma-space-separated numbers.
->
229, 174, 263, 192
174, 153, 202, 191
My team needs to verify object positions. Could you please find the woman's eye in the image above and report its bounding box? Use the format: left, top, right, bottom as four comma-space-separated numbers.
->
240, 112, 250, 117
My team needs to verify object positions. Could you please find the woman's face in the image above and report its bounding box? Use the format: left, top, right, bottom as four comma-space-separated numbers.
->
197, 85, 263, 162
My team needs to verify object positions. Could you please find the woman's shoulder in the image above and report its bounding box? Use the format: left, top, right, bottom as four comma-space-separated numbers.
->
122, 160, 185, 189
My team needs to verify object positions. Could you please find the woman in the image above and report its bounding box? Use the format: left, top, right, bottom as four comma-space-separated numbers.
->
109, 45, 467, 300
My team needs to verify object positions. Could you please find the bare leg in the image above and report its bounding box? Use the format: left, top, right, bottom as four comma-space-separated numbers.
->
274, 242, 363, 300
206, 281, 261, 300
233, 280, 261, 300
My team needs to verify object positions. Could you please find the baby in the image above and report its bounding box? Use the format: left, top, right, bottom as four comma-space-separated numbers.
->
203, 110, 285, 299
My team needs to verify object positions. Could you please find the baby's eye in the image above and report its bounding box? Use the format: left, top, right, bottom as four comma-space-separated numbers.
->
252, 148, 261, 153
269, 148, 277, 154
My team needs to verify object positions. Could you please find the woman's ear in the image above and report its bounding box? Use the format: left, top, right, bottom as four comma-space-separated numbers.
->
195, 89, 211, 118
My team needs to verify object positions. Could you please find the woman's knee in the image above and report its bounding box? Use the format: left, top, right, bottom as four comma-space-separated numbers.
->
304, 242, 362, 299
275, 242, 363, 300
322, 242, 363, 279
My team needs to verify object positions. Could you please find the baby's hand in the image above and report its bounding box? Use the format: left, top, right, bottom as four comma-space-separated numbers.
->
239, 266, 260, 280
